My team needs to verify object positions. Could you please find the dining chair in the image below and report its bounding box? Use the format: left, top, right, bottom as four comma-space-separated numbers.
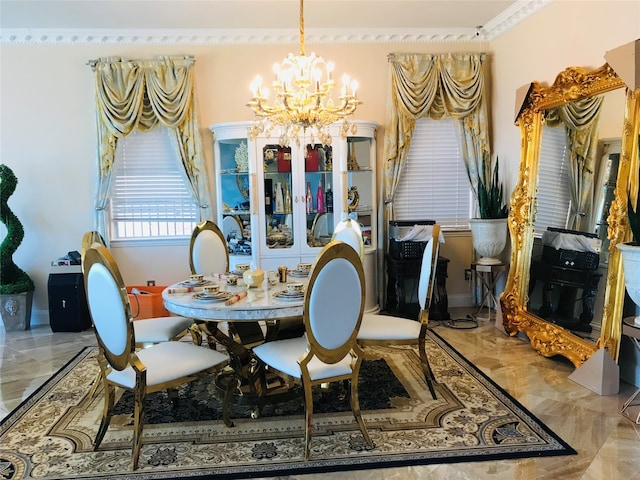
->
189, 220, 230, 276
252, 241, 373, 460
81, 231, 195, 401
189, 221, 266, 347
357, 225, 442, 400
82, 243, 229, 470
331, 217, 364, 260
81, 231, 193, 346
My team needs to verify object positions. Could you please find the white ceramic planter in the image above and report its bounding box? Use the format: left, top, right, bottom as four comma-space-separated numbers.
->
470, 218, 508, 265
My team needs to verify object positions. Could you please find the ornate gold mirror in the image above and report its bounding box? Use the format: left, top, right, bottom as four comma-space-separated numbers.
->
502, 42, 639, 369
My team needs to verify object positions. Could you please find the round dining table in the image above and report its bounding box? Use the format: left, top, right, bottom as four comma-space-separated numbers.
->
162, 273, 309, 426
162, 275, 306, 322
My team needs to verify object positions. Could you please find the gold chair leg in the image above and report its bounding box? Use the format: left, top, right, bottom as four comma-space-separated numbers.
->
219, 372, 238, 428
131, 384, 146, 470
349, 377, 373, 447
303, 381, 314, 460
94, 380, 114, 450
86, 371, 102, 399
418, 336, 438, 400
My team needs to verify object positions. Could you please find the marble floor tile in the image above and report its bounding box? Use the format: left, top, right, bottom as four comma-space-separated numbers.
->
1, 309, 639, 479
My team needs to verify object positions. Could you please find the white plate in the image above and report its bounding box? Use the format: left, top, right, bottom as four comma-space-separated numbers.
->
273, 290, 304, 301
289, 269, 309, 278
193, 292, 233, 302
180, 279, 210, 287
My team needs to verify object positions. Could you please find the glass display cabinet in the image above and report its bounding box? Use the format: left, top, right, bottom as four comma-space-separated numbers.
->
210, 121, 378, 311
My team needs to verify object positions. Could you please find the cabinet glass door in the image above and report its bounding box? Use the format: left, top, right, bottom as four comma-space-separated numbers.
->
304, 143, 335, 249
218, 139, 252, 259
263, 144, 294, 251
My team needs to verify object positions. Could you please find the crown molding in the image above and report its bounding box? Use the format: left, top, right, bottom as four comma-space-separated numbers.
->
0, 28, 483, 46
0, 1, 552, 46
481, 0, 552, 39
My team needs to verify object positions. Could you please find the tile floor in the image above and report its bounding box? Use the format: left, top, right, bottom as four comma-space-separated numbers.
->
1, 309, 639, 479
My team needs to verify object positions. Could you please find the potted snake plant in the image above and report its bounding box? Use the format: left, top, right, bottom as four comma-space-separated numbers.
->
469, 154, 509, 265
0, 164, 35, 331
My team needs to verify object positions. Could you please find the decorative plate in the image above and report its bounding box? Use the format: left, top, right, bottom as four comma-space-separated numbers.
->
289, 269, 309, 278
193, 292, 234, 302
273, 290, 304, 301
180, 279, 210, 287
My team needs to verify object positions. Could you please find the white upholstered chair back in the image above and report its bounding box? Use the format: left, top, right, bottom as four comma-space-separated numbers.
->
84, 244, 135, 371
417, 234, 439, 312
190, 220, 229, 275
331, 218, 364, 260
305, 241, 365, 363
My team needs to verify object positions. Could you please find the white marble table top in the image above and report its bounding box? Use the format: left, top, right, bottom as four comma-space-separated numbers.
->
162, 276, 307, 322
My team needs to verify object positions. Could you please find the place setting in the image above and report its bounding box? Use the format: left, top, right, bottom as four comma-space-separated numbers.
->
229, 263, 251, 276
193, 285, 234, 302
178, 274, 212, 287
288, 262, 312, 278
273, 282, 305, 301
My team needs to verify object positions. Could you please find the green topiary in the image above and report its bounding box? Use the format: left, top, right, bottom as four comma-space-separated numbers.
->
0, 164, 35, 295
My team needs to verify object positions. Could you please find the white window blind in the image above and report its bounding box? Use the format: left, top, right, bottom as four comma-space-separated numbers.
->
393, 117, 472, 229
110, 126, 197, 240
534, 124, 571, 235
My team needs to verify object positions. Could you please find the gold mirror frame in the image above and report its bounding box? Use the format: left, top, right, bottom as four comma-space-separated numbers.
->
501, 62, 636, 368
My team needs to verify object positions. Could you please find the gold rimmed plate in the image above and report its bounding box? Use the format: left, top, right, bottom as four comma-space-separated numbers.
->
273, 290, 305, 301
180, 279, 211, 287
289, 269, 309, 278
193, 291, 234, 302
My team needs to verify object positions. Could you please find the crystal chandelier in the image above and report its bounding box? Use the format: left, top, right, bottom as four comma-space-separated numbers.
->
247, 0, 361, 146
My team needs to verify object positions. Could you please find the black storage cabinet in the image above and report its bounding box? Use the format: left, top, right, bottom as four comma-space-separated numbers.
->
48, 273, 92, 332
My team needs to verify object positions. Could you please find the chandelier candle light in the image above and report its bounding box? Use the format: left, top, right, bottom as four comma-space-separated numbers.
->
247, 0, 361, 146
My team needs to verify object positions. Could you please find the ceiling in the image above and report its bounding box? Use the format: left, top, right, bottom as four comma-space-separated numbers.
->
0, 0, 552, 45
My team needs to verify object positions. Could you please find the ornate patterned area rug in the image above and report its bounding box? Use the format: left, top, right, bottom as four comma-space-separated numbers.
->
0, 331, 575, 479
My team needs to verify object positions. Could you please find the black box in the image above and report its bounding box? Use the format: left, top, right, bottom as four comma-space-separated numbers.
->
542, 227, 600, 271
48, 273, 92, 332
541, 246, 600, 271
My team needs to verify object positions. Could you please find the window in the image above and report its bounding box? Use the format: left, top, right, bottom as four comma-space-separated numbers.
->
393, 117, 472, 229
110, 126, 197, 241
534, 124, 571, 235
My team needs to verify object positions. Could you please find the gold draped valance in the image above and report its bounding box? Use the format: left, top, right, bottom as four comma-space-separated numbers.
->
90, 56, 211, 238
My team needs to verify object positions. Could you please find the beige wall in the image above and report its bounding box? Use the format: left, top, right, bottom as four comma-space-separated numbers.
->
491, 0, 639, 187
0, 1, 638, 325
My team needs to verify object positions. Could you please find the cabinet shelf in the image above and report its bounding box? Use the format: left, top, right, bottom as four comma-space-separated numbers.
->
222, 209, 251, 215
